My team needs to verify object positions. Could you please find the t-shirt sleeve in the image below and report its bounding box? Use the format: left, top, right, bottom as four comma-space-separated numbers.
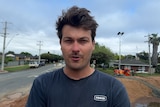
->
26, 76, 47, 107
112, 79, 131, 107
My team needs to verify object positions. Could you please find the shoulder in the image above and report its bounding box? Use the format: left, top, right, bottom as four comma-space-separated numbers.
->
94, 69, 116, 81
34, 68, 63, 84
94, 70, 124, 87
94, 70, 129, 96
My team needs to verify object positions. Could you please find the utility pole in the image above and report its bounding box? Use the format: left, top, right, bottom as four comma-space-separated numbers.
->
1, 21, 9, 71
37, 41, 43, 64
117, 32, 124, 70
145, 34, 152, 74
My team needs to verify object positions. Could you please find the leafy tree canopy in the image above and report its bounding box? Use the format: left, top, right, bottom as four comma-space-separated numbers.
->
136, 51, 149, 63
91, 43, 114, 65
6, 51, 15, 55
20, 52, 32, 56
124, 54, 135, 59
41, 52, 63, 63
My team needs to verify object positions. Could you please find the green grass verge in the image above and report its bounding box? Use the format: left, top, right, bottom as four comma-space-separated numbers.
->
134, 72, 160, 77
97, 68, 115, 75
4, 65, 30, 72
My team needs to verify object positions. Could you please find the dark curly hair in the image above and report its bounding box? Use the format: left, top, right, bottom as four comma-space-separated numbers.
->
56, 6, 98, 42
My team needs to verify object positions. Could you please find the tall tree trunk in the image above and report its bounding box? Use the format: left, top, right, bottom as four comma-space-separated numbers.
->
151, 43, 158, 67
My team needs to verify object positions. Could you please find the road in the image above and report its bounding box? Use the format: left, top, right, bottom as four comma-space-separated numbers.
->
0, 64, 62, 99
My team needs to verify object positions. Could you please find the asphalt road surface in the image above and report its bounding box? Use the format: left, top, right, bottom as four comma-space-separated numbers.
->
0, 64, 62, 99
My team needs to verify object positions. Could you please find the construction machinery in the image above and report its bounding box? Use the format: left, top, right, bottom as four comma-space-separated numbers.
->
114, 68, 131, 76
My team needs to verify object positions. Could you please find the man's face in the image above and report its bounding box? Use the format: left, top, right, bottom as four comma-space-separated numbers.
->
61, 25, 95, 71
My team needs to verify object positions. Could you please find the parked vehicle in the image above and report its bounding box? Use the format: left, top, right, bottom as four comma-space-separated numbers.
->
39, 61, 45, 66
29, 61, 39, 68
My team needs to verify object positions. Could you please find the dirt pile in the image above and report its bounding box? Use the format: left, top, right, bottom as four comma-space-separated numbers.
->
0, 76, 160, 107
118, 77, 160, 106
118, 77, 152, 103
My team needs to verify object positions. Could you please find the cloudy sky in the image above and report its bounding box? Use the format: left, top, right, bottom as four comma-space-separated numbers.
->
0, 0, 160, 56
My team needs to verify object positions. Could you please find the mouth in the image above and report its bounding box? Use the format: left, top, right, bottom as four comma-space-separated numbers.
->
71, 55, 81, 61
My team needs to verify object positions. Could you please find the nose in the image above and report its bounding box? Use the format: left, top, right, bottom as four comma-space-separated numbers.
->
72, 41, 80, 52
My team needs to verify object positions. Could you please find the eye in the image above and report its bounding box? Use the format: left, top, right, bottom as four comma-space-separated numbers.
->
64, 39, 73, 43
79, 39, 88, 44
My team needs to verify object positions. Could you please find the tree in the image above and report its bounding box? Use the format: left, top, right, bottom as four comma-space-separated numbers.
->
41, 53, 63, 63
136, 51, 149, 62
149, 33, 160, 67
124, 54, 135, 59
91, 43, 114, 66
41, 53, 54, 63
6, 51, 15, 55
20, 52, 32, 56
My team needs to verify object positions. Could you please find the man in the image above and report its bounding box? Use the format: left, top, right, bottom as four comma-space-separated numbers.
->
26, 6, 130, 107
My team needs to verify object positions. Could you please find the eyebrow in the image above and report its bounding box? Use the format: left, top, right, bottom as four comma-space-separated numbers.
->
63, 36, 89, 39
63, 37, 72, 39
79, 37, 89, 40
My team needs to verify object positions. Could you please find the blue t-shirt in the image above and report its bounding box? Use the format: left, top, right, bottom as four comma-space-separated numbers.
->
26, 68, 130, 107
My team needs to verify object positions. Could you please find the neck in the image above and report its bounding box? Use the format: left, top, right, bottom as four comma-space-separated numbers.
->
63, 66, 95, 80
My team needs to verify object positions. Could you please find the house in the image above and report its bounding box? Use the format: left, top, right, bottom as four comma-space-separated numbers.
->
14, 54, 29, 61
5, 53, 33, 61
110, 59, 150, 73
6, 53, 15, 57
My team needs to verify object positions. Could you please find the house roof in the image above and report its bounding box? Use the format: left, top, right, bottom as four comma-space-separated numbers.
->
6, 54, 15, 57
122, 59, 147, 64
114, 59, 149, 66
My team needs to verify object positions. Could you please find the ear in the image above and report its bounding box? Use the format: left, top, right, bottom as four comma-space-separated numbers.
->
59, 39, 61, 44
92, 40, 95, 50
59, 40, 62, 50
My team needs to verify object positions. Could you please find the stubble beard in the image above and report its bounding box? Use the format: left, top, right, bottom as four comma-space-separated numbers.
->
65, 57, 91, 72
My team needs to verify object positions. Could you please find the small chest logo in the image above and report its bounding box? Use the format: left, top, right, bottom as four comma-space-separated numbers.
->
94, 95, 107, 102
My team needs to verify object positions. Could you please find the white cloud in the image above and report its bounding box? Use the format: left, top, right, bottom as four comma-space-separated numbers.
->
0, 0, 160, 55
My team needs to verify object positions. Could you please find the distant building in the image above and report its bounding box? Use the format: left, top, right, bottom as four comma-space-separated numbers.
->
5, 53, 37, 61
110, 59, 150, 73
